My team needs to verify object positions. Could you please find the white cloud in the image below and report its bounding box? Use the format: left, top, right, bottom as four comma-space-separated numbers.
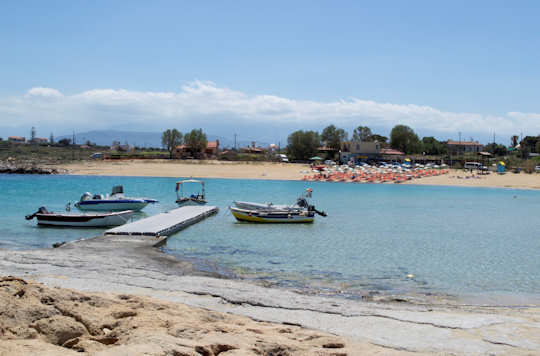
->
0, 81, 539, 140
25, 87, 64, 99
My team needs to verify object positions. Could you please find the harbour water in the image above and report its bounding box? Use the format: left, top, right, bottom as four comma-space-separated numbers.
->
2, 174, 539, 304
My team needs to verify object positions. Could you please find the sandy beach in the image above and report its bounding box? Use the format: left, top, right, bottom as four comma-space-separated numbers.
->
60, 160, 540, 190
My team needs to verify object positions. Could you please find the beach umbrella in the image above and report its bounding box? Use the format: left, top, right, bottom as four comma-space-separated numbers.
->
310, 156, 323, 161
404, 158, 411, 162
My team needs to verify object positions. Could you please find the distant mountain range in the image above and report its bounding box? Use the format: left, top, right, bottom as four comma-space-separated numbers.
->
57, 130, 269, 148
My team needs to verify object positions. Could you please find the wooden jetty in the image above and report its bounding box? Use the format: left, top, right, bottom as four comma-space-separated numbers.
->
105, 205, 218, 238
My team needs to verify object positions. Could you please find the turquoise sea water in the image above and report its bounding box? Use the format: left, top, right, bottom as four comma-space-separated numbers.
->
2, 174, 539, 303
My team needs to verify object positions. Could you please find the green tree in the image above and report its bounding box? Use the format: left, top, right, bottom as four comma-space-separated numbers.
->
58, 138, 71, 146
321, 125, 347, 151
161, 129, 183, 159
184, 128, 208, 156
390, 125, 421, 154
484, 143, 507, 156
421, 137, 447, 155
370, 134, 389, 147
352, 126, 372, 141
286, 130, 321, 161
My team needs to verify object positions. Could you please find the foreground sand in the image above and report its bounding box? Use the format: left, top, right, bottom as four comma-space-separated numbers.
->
2, 276, 396, 356
60, 160, 540, 190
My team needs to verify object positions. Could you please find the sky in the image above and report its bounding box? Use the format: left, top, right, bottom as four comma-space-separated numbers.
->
1, 0, 539, 144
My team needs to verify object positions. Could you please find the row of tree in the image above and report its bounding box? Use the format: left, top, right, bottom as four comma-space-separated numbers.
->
161, 128, 208, 158
286, 124, 445, 160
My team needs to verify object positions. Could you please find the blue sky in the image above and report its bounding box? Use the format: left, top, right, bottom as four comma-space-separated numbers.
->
1, 1, 539, 144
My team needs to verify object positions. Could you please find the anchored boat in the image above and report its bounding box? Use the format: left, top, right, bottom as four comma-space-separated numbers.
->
230, 188, 326, 223
175, 179, 207, 206
74, 185, 157, 211
26, 207, 133, 227
229, 206, 316, 223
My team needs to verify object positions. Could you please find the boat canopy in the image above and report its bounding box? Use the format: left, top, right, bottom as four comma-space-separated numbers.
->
175, 179, 204, 192
175, 180, 205, 201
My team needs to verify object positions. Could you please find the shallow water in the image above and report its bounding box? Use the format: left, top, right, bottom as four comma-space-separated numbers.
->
2, 174, 539, 303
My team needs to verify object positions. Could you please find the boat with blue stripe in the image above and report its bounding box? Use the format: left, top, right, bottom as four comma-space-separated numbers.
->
74, 185, 157, 211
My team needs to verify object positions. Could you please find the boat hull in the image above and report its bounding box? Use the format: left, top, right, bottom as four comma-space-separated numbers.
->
75, 200, 149, 211
233, 201, 297, 211
230, 207, 314, 223
176, 198, 207, 206
35, 211, 133, 227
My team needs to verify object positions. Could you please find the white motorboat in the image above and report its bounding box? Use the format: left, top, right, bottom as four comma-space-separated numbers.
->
175, 179, 207, 206
26, 207, 133, 227
74, 185, 157, 211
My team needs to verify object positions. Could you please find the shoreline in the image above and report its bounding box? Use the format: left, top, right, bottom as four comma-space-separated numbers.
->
55, 160, 540, 190
1, 236, 540, 355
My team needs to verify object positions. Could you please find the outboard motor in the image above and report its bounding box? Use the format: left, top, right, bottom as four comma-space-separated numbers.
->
111, 185, 124, 195
297, 192, 327, 217
25, 206, 50, 220
296, 197, 309, 208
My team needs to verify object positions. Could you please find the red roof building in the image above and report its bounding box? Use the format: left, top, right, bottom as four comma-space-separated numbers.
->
8, 136, 26, 144
205, 140, 219, 155
446, 140, 483, 155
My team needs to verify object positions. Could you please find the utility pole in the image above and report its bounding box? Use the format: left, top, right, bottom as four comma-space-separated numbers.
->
234, 133, 237, 150
458, 132, 462, 158
72, 131, 75, 160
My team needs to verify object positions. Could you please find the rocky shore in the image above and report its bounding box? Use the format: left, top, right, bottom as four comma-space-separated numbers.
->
1, 276, 377, 356
0, 159, 66, 174
1, 235, 539, 355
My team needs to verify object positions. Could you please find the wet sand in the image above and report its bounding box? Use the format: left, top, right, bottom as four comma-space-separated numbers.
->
60, 160, 540, 190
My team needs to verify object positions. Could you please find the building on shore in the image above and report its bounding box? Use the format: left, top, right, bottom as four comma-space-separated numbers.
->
111, 141, 134, 152
8, 136, 26, 144
340, 141, 381, 163
317, 146, 338, 160
446, 140, 483, 155
30, 137, 48, 144
241, 141, 265, 154
338, 141, 406, 164
380, 148, 405, 160
174, 140, 220, 158
205, 140, 219, 156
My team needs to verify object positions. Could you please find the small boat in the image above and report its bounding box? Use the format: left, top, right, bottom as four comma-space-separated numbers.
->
233, 201, 295, 211
233, 189, 326, 214
229, 206, 315, 223
175, 179, 207, 206
26, 207, 133, 227
74, 185, 157, 211
230, 188, 326, 223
